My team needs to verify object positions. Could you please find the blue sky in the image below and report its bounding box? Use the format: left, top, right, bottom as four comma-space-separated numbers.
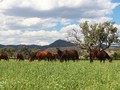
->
111, 0, 120, 24
0, 0, 120, 45
112, 8, 120, 24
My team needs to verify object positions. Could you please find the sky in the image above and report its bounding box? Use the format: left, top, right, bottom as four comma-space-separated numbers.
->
0, 0, 120, 45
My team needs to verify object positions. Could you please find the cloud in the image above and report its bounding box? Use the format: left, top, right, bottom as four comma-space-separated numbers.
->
0, 29, 66, 45
2, 0, 119, 19
21, 18, 41, 26
78, 17, 113, 23
60, 24, 80, 33
0, 0, 120, 45
0, 23, 120, 45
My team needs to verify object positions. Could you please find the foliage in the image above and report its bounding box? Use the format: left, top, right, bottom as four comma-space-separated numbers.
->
68, 21, 119, 50
111, 51, 120, 60
83, 54, 89, 60
0, 60, 120, 90
0, 47, 15, 58
17, 45, 31, 58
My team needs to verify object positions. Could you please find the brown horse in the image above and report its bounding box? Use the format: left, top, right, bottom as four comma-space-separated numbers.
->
56, 48, 79, 62
16, 53, 24, 61
51, 53, 59, 61
90, 49, 112, 63
29, 52, 37, 62
36, 50, 52, 61
0, 53, 9, 61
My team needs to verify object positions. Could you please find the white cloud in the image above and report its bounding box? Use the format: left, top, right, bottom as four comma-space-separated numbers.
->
60, 24, 80, 33
0, 29, 66, 45
0, 30, 22, 36
60, 18, 71, 25
0, 0, 119, 45
79, 17, 113, 23
1, 0, 119, 19
21, 17, 40, 26
0, 23, 119, 45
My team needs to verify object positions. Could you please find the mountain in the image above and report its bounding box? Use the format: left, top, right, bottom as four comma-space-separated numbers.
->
49, 39, 75, 47
0, 39, 76, 50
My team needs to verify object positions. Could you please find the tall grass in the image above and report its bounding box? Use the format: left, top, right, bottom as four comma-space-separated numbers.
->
0, 60, 120, 90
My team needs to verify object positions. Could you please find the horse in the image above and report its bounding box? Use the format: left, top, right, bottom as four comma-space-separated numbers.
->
16, 53, 24, 61
51, 53, 59, 61
56, 48, 79, 62
0, 53, 9, 61
90, 49, 112, 63
29, 52, 37, 62
36, 50, 52, 61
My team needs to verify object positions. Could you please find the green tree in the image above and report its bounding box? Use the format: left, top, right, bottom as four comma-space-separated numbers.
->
68, 21, 119, 50
0, 47, 15, 58
5, 47, 15, 58
18, 45, 31, 58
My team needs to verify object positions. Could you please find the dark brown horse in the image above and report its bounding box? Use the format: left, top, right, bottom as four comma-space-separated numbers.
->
0, 53, 9, 61
51, 53, 59, 61
16, 53, 24, 61
36, 50, 52, 61
56, 48, 79, 62
29, 52, 37, 62
90, 49, 112, 63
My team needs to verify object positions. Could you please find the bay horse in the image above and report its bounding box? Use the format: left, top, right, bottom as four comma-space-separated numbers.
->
36, 50, 52, 61
16, 53, 24, 61
51, 53, 59, 61
56, 48, 79, 62
90, 49, 112, 63
29, 52, 37, 62
0, 53, 9, 61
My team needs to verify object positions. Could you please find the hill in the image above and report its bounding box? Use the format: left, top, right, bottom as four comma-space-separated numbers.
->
0, 39, 76, 50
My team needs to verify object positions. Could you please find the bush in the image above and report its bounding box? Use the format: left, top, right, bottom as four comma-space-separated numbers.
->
111, 52, 120, 60
83, 54, 89, 60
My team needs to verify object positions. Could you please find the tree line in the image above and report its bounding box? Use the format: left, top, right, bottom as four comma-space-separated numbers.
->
0, 45, 38, 59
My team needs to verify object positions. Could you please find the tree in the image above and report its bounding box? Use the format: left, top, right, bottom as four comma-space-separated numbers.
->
0, 47, 15, 58
5, 47, 15, 58
18, 45, 31, 58
68, 21, 119, 50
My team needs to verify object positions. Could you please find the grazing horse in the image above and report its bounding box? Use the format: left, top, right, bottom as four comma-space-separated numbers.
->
29, 52, 37, 62
36, 51, 52, 61
51, 53, 59, 61
56, 48, 63, 61
56, 48, 79, 62
0, 53, 9, 61
90, 49, 112, 63
16, 53, 24, 61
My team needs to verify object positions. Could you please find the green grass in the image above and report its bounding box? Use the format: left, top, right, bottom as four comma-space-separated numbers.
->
0, 60, 120, 90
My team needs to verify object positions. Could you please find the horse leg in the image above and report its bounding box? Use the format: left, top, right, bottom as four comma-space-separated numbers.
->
73, 57, 75, 62
103, 59, 105, 63
38, 57, 41, 61
60, 59, 63, 62
6, 58, 9, 61
100, 59, 102, 63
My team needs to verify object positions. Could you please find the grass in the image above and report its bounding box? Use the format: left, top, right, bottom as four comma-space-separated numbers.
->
0, 60, 120, 90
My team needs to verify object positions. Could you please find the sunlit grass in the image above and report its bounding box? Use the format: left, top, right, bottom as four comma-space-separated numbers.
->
0, 60, 120, 90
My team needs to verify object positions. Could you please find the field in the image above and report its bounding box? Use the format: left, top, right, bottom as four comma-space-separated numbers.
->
0, 60, 120, 90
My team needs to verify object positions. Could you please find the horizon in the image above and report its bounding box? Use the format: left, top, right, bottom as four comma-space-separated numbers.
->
0, 39, 71, 46
0, 0, 120, 45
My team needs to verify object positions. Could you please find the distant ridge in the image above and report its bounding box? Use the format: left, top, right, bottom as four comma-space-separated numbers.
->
49, 39, 75, 47
0, 39, 76, 50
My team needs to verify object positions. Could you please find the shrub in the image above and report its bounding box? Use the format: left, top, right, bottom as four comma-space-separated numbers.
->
111, 52, 120, 60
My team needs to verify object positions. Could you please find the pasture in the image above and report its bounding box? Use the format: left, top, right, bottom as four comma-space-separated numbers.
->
0, 60, 120, 90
